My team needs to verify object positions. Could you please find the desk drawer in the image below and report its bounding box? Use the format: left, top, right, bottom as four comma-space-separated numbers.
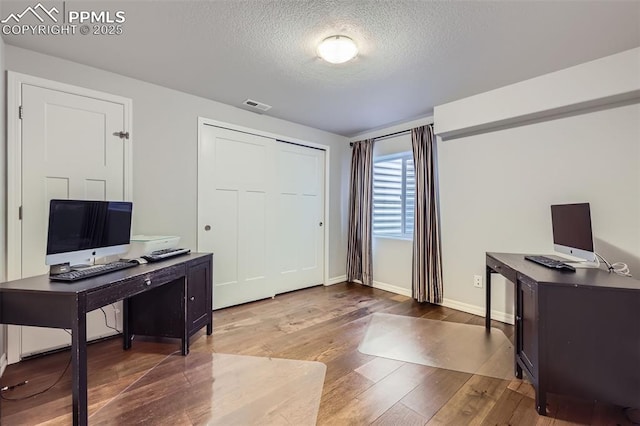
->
87, 264, 186, 310
486, 255, 517, 283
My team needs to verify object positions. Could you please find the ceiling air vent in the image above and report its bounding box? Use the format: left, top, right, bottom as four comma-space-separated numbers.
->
243, 99, 272, 112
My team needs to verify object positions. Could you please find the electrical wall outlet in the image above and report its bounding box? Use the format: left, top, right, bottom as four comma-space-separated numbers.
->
473, 275, 483, 288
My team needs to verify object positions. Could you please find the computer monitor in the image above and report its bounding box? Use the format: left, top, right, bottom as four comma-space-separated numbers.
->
550, 202, 596, 262
45, 199, 133, 268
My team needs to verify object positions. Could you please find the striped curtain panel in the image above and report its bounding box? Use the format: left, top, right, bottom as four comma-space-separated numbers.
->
346, 139, 374, 286
411, 125, 443, 303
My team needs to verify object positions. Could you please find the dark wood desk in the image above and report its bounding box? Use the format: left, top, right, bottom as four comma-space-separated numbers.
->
486, 252, 640, 415
0, 253, 213, 426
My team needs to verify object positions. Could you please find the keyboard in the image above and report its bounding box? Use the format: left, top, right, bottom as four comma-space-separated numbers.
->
525, 255, 576, 272
50, 261, 137, 282
142, 248, 191, 263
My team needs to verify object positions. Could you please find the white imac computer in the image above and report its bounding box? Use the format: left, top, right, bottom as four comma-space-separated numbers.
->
46, 199, 133, 273
550, 202, 597, 265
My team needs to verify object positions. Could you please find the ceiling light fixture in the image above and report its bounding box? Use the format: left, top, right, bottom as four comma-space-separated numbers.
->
317, 35, 358, 64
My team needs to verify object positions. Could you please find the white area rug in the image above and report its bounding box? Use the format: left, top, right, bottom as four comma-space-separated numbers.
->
89, 353, 326, 425
358, 313, 514, 380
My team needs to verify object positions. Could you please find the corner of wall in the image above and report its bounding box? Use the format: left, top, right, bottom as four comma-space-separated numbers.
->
325, 275, 347, 286
1, 33, 8, 374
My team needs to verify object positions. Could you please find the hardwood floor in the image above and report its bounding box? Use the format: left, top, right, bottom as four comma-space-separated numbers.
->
0, 282, 633, 425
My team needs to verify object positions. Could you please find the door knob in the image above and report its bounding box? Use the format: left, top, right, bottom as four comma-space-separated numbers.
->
204, 225, 211, 231
319, 222, 323, 227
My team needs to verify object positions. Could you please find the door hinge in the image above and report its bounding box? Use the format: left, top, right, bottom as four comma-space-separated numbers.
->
114, 131, 129, 140
18, 106, 23, 120
18, 206, 22, 220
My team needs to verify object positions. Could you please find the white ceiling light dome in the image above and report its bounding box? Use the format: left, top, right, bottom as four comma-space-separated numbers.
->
317, 35, 358, 64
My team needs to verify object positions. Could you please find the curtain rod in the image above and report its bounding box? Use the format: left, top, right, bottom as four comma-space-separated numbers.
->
349, 129, 410, 147
349, 123, 432, 147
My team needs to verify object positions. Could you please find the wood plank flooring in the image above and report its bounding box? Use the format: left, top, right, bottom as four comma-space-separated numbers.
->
0, 282, 634, 425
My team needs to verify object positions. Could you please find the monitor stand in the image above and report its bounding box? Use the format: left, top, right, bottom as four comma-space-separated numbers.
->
565, 260, 598, 269
548, 255, 598, 268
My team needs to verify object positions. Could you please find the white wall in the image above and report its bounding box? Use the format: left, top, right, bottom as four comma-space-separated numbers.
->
3, 45, 350, 281
351, 117, 432, 296
435, 49, 640, 321
372, 133, 413, 295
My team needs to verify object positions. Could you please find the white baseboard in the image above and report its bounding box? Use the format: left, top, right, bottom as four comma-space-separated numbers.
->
372, 280, 412, 297
441, 298, 485, 317
325, 275, 347, 286
441, 298, 514, 325
0, 353, 7, 377
490, 308, 515, 325
328, 277, 412, 299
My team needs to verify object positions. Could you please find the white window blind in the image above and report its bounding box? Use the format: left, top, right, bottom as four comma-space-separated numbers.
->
373, 152, 415, 238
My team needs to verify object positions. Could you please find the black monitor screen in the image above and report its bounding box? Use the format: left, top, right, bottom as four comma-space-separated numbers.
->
550, 203, 594, 252
46, 200, 133, 255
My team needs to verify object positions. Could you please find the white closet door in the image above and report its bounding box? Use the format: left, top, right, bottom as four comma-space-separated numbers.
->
274, 143, 325, 294
198, 125, 278, 309
198, 124, 325, 310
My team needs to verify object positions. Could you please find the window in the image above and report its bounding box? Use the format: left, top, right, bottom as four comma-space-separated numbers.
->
373, 152, 415, 238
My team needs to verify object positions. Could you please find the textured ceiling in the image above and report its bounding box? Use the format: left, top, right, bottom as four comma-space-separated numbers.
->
2, 0, 640, 136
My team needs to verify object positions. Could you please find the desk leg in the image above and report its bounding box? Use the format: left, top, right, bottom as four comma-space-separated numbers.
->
485, 265, 492, 330
535, 388, 547, 415
181, 278, 189, 356
71, 307, 88, 426
122, 298, 132, 350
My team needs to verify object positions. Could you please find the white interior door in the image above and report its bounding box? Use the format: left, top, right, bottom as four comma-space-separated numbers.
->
198, 124, 326, 309
274, 143, 325, 294
16, 81, 130, 358
198, 125, 277, 309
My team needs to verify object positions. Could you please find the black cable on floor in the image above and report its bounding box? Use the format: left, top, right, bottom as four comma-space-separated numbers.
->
1, 356, 72, 401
